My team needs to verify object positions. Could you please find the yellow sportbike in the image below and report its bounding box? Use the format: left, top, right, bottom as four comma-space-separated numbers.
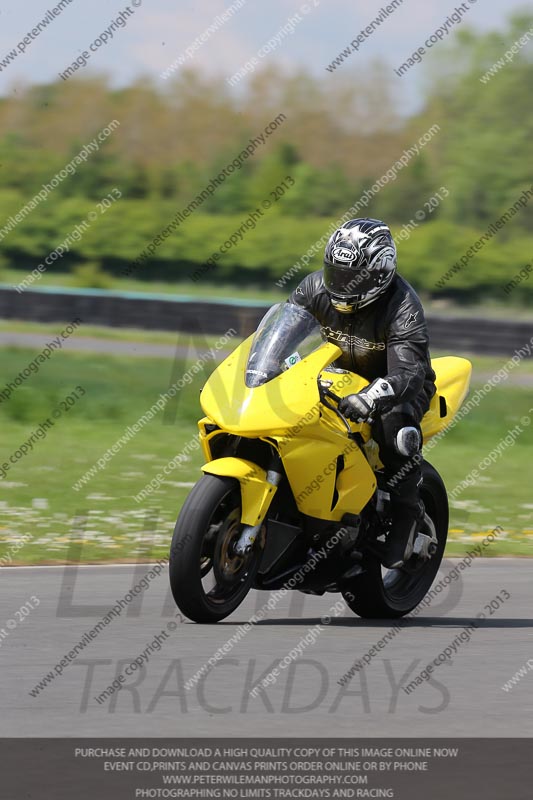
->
169, 303, 472, 623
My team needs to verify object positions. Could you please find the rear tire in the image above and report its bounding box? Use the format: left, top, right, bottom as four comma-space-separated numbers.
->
169, 474, 263, 623
342, 460, 448, 619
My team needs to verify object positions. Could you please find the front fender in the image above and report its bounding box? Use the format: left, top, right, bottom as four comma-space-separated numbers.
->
201, 457, 277, 527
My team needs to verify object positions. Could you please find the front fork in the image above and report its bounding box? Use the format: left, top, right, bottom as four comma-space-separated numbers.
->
201, 457, 283, 555
234, 469, 283, 555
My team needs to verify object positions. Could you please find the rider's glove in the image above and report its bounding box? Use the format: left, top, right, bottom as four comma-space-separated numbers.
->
339, 392, 374, 422
339, 379, 396, 423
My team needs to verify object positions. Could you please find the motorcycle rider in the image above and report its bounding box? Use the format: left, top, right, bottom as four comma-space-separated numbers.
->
288, 218, 436, 569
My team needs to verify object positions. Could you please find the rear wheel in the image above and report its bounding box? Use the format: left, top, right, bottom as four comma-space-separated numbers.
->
169, 475, 263, 623
342, 460, 448, 619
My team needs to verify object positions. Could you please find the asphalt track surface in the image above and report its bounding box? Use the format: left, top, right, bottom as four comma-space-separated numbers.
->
1, 558, 532, 736
0, 331, 187, 359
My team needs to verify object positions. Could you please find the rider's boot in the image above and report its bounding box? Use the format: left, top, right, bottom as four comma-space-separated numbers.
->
383, 469, 424, 569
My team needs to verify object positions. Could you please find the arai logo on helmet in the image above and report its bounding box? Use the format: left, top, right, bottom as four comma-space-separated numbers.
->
332, 246, 356, 263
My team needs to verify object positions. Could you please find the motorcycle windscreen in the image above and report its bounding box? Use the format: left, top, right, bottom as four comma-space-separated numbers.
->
245, 303, 326, 388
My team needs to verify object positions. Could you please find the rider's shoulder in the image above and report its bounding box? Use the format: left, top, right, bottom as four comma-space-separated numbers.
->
304, 270, 326, 291
292, 270, 326, 299
387, 274, 424, 312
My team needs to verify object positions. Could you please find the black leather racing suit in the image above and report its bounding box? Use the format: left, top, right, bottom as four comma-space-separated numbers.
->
288, 270, 436, 500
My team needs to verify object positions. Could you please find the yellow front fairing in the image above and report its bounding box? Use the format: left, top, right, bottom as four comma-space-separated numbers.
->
199, 338, 472, 524
199, 339, 377, 522
200, 336, 341, 437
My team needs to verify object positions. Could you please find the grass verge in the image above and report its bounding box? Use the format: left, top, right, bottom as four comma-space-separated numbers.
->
0, 343, 531, 564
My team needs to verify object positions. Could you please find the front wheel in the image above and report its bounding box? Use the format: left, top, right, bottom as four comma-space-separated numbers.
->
169, 475, 263, 623
342, 460, 448, 619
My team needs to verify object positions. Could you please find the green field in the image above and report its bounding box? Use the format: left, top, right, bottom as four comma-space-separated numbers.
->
0, 337, 532, 565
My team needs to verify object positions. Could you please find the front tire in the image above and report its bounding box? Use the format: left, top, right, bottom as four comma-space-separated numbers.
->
342, 460, 448, 619
169, 474, 263, 623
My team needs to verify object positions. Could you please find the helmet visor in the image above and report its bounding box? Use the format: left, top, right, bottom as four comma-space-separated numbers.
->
324, 262, 376, 300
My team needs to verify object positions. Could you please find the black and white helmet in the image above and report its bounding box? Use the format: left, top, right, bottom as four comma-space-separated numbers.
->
323, 218, 397, 313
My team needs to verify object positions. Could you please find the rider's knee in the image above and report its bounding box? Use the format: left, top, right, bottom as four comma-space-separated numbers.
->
394, 426, 421, 458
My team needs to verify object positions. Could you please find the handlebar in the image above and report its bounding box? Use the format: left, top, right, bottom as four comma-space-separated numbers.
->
318, 377, 373, 441
318, 378, 355, 437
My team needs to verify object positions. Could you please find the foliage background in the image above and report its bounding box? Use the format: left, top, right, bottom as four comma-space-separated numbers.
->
1, 14, 533, 303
